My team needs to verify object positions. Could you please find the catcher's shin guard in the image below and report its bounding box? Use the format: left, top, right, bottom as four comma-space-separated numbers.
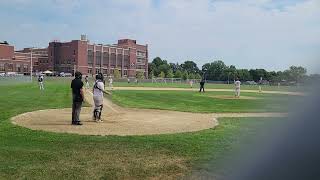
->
98, 104, 103, 120
93, 109, 99, 120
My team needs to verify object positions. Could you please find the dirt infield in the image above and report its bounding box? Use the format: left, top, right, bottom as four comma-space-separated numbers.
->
11, 89, 287, 136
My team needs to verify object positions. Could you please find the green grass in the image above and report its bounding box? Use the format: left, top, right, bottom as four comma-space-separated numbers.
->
0, 80, 286, 179
111, 90, 296, 113
113, 81, 305, 92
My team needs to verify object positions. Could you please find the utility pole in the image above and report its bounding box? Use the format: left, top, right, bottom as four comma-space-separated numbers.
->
30, 48, 33, 82
100, 44, 103, 74
74, 64, 76, 77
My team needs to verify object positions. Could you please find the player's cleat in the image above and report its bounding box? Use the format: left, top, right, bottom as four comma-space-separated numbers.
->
72, 121, 83, 125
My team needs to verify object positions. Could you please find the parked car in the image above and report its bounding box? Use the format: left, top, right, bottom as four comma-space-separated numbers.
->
64, 73, 73, 77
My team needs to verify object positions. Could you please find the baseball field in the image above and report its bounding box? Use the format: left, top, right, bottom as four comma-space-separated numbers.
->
0, 79, 303, 179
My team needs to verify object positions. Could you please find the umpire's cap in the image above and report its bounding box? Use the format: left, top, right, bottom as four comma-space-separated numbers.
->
75, 71, 82, 79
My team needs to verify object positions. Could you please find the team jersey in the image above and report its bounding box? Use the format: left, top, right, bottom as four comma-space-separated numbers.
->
235, 80, 241, 88
93, 80, 104, 97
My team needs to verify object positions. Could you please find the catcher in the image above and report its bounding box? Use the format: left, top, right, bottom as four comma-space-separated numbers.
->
92, 73, 111, 122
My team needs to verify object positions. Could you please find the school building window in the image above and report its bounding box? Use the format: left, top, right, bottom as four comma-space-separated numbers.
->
0, 64, 4, 71
88, 68, 92, 74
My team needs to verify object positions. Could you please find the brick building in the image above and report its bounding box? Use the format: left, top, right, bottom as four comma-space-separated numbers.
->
16, 48, 49, 72
48, 36, 148, 78
0, 36, 148, 78
0, 43, 30, 74
0, 42, 48, 74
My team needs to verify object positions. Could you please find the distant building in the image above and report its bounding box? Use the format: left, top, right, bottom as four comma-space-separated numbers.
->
16, 48, 49, 72
0, 36, 148, 78
48, 37, 148, 78
0, 43, 48, 74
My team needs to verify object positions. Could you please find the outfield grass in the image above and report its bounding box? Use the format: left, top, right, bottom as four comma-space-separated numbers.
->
111, 90, 296, 113
113, 81, 305, 92
0, 81, 285, 179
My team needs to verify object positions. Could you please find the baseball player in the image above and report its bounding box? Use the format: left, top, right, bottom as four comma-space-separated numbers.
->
92, 73, 112, 122
108, 77, 113, 90
85, 75, 89, 89
38, 75, 44, 90
235, 78, 241, 98
92, 74, 104, 122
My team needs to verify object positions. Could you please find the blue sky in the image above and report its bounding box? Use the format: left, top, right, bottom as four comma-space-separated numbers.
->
0, 0, 319, 73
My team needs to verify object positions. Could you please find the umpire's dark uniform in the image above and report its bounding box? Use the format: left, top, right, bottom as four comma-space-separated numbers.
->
71, 72, 84, 125
199, 80, 205, 92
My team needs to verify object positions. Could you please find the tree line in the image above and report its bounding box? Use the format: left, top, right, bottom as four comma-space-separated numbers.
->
148, 57, 202, 80
148, 57, 315, 84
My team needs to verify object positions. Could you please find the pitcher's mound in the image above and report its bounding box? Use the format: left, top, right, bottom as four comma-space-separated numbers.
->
11, 107, 217, 136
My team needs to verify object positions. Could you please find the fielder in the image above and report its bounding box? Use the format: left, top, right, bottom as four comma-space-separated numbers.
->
235, 78, 241, 98
38, 75, 44, 90
85, 75, 90, 89
189, 80, 193, 88
108, 77, 113, 90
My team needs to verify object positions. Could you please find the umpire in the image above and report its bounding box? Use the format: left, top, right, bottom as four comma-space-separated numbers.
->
71, 71, 84, 125
199, 79, 205, 92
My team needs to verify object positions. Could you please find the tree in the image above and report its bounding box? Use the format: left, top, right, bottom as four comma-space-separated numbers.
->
222, 65, 237, 82
236, 69, 251, 81
149, 70, 155, 78
113, 69, 121, 79
169, 63, 180, 73
249, 69, 267, 82
166, 69, 174, 78
288, 66, 307, 83
188, 73, 195, 79
136, 71, 145, 80
158, 64, 170, 75
180, 61, 199, 74
202, 60, 227, 81
150, 57, 170, 77
159, 71, 165, 78
174, 70, 182, 78
182, 71, 189, 80
148, 63, 156, 77
152, 57, 164, 67
195, 73, 202, 79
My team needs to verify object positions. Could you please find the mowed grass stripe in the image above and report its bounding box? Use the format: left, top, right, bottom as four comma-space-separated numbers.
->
111, 90, 295, 113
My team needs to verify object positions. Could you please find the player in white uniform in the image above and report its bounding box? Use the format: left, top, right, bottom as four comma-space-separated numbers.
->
93, 73, 105, 122
38, 75, 44, 90
85, 75, 90, 89
235, 78, 241, 98
189, 80, 193, 88
108, 77, 113, 90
